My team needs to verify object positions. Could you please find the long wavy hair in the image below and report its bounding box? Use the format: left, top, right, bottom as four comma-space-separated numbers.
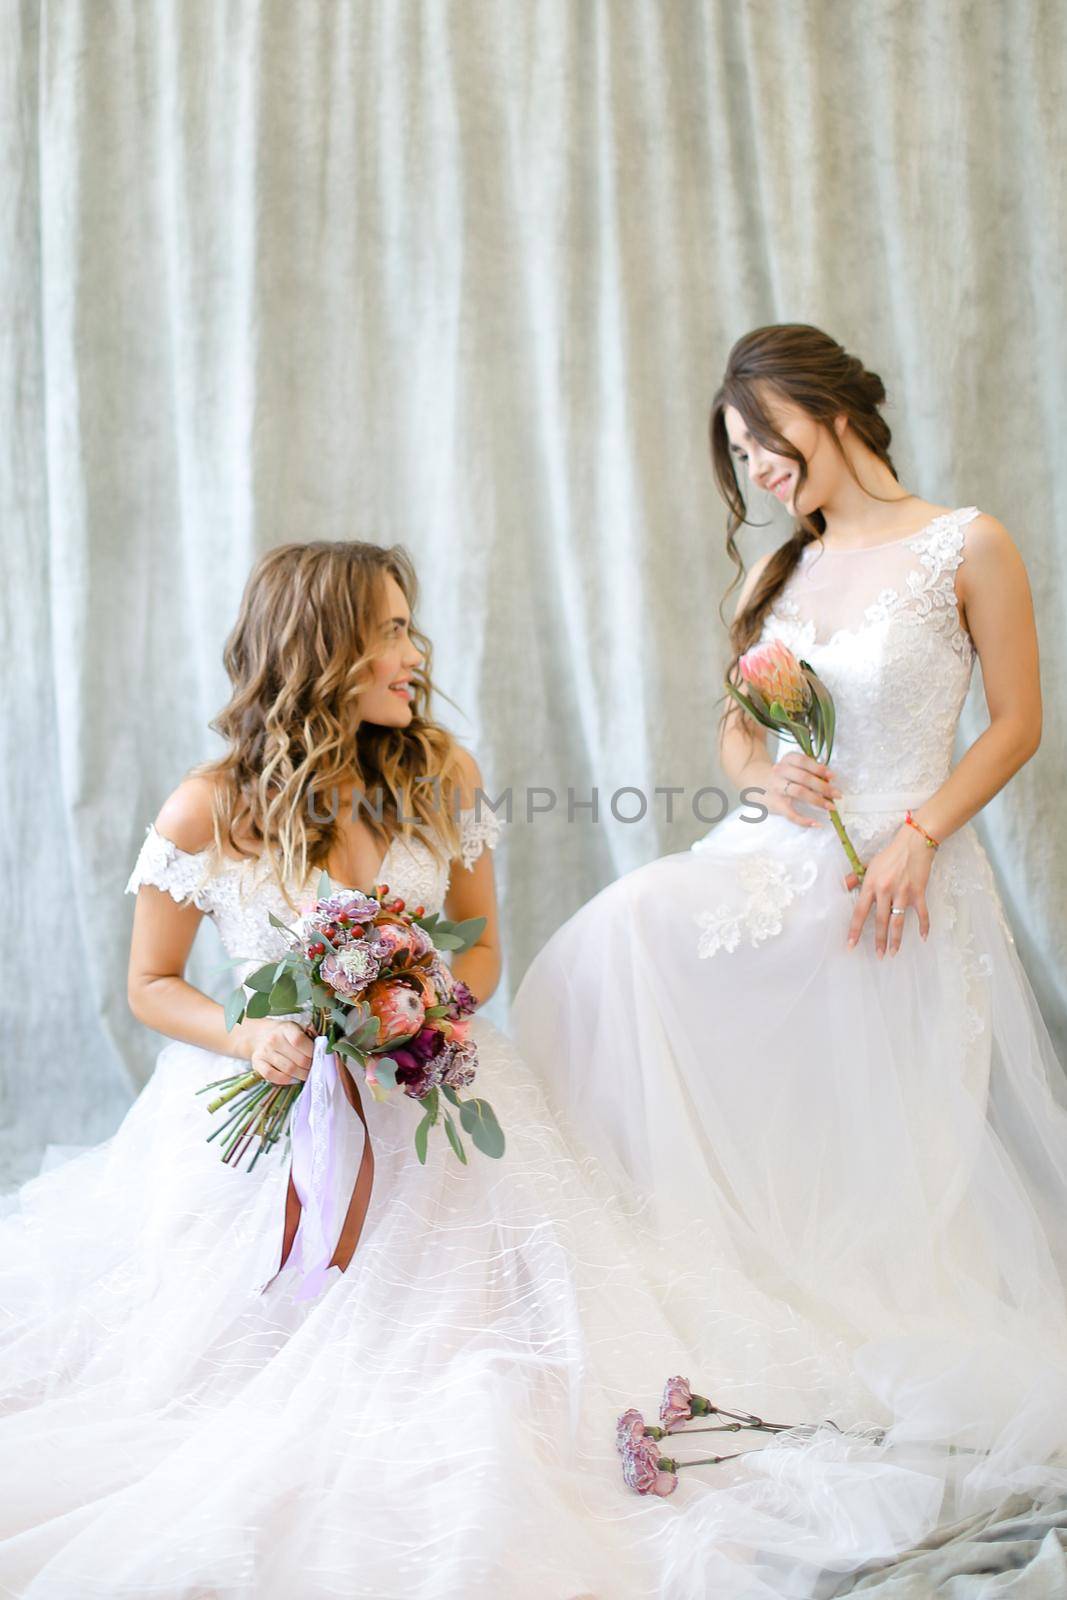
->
709, 323, 908, 729
192, 541, 465, 905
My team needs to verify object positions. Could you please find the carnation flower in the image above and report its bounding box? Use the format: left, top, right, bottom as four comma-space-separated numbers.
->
616, 1409, 649, 1454
318, 890, 380, 922
442, 1040, 478, 1090
365, 923, 417, 964
320, 942, 382, 997
451, 980, 477, 1016
620, 1435, 678, 1497
661, 1375, 695, 1432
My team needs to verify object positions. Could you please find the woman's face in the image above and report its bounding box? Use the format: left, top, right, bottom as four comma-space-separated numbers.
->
723, 389, 843, 519
355, 571, 424, 729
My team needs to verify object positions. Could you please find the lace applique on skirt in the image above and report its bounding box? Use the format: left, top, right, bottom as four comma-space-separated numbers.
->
694, 854, 819, 958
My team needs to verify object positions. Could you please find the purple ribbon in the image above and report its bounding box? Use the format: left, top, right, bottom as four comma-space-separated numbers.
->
259, 1035, 351, 1302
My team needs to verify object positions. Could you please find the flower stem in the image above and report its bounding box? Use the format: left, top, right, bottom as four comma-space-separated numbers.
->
827, 807, 866, 882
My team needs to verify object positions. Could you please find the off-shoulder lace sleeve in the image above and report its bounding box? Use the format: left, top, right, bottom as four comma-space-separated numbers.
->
456, 805, 504, 871
125, 824, 214, 912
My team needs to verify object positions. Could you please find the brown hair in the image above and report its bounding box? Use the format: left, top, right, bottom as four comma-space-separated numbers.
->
709, 323, 906, 736
191, 540, 464, 906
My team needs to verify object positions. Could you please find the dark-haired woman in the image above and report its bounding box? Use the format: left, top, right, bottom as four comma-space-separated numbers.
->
516, 324, 1067, 1590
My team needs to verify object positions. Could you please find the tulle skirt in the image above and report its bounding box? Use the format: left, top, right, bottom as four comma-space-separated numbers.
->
0, 1007, 944, 1600
512, 797, 1067, 1589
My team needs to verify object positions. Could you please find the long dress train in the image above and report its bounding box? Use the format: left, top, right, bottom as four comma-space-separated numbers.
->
1, 808, 926, 1600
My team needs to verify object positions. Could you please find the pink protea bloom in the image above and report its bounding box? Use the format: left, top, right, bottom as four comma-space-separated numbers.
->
738, 640, 811, 717
365, 979, 426, 1043
660, 1375, 695, 1432
621, 1435, 679, 1497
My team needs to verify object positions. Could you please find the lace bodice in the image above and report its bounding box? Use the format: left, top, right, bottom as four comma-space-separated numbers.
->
126, 807, 504, 967
759, 507, 981, 795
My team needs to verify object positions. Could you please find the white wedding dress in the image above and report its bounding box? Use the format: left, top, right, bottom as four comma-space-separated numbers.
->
2, 807, 920, 1600
513, 505, 1067, 1590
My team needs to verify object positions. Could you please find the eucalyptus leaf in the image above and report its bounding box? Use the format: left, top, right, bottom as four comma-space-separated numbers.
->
245, 963, 278, 993
352, 1019, 382, 1051
441, 1086, 461, 1107
223, 987, 247, 1031
446, 916, 486, 950
372, 1058, 397, 1090
269, 974, 299, 1012
317, 869, 332, 898
414, 1110, 431, 1165
458, 1097, 506, 1159
443, 1111, 468, 1165
246, 991, 270, 1020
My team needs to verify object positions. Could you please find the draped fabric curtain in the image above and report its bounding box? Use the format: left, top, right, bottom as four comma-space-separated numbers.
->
3, 0, 1065, 1184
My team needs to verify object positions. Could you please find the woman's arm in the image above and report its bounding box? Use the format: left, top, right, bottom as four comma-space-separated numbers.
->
909, 514, 1042, 845
443, 749, 503, 1006
844, 514, 1042, 957
127, 776, 313, 1083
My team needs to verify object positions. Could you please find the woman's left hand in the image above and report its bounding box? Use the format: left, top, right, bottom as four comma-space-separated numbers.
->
843, 826, 935, 956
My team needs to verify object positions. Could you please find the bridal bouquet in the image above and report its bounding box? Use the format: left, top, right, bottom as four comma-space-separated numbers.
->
201, 876, 506, 1171
725, 640, 866, 882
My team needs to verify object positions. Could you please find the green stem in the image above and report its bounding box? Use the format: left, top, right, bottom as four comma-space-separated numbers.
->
206, 1071, 260, 1113
795, 728, 865, 882
827, 806, 867, 882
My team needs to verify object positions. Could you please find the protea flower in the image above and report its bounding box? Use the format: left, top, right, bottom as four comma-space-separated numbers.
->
738, 640, 812, 718
725, 639, 865, 882
365, 978, 426, 1043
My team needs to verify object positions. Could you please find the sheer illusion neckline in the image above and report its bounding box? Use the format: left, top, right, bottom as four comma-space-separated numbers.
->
809, 506, 968, 556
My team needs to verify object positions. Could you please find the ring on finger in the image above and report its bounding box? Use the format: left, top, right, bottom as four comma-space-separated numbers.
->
890, 906, 906, 916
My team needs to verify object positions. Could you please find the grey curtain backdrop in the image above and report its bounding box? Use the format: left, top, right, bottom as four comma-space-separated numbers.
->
3, 0, 1065, 1186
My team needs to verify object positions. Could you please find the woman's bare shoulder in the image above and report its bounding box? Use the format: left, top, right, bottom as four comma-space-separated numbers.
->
152, 775, 220, 856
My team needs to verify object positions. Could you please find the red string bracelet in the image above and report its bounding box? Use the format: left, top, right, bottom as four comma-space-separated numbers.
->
905, 809, 940, 849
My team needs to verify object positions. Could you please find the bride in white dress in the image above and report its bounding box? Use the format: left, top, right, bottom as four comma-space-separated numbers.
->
3, 535, 930, 1600
513, 324, 1067, 1589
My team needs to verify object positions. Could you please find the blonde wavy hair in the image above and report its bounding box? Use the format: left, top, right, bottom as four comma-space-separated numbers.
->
192, 541, 465, 906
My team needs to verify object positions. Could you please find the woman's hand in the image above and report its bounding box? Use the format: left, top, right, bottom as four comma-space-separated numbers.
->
755, 752, 842, 829
235, 1017, 316, 1085
843, 827, 934, 956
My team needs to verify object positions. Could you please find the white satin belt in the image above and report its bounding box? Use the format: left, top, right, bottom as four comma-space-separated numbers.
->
832, 788, 933, 814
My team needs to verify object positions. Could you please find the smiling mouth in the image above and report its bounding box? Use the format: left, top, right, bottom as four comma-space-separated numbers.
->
768, 475, 792, 497
389, 680, 414, 700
